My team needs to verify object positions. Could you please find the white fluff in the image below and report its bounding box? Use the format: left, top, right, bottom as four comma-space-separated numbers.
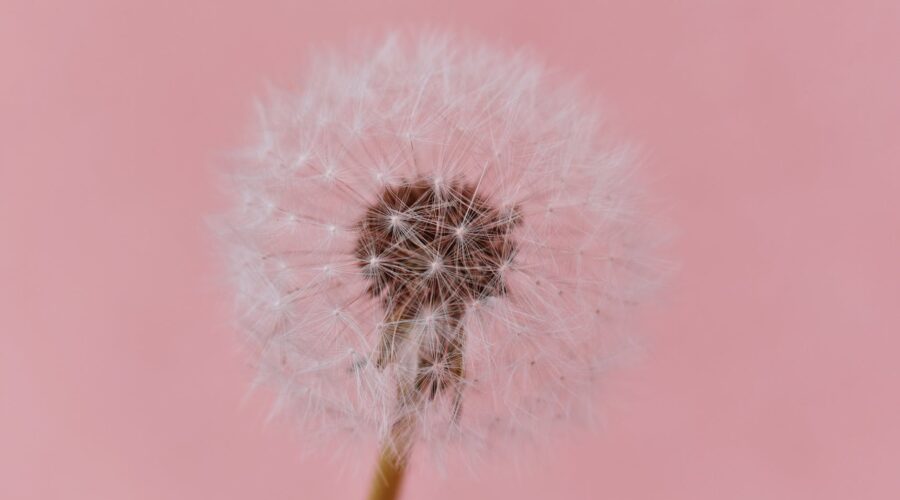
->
219, 32, 660, 466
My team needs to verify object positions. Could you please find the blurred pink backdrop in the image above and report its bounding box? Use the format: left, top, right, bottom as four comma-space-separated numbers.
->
2, 1, 898, 499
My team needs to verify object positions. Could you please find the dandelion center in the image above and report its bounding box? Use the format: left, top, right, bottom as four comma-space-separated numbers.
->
355, 177, 520, 311
354, 178, 521, 397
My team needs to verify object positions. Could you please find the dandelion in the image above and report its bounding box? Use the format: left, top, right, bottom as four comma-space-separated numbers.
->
220, 32, 659, 499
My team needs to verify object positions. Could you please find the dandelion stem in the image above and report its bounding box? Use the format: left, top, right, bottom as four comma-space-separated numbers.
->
368, 361, 419, 500
367, 440, 409, 500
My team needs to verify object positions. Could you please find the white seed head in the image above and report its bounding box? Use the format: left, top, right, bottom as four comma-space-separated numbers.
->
219, 31, 661, 466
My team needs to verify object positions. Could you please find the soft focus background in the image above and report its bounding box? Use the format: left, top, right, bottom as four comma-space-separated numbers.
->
2, 1, 898, 499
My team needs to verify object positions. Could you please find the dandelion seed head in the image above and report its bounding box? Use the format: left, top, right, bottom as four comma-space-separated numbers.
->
220, 31, 661, 465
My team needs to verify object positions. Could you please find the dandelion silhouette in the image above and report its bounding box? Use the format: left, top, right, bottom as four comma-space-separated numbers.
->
221, 32, 658, 500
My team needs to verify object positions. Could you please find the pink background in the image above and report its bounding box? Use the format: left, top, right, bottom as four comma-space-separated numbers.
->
2, 1, 898, 499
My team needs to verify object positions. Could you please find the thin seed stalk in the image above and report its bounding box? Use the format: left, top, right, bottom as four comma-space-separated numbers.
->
367, 424, 412, 500
367, 382, 419, 500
